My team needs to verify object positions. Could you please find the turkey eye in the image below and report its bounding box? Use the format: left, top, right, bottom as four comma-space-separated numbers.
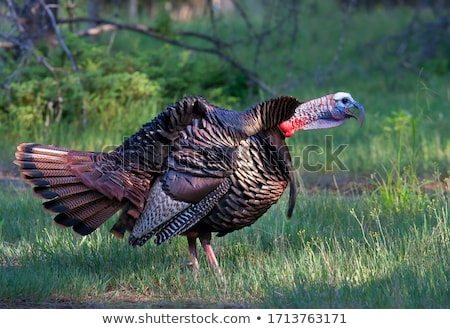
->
342, 98, 349, 105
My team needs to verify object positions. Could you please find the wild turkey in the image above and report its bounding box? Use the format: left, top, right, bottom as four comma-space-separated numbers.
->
14, 92, 364, 273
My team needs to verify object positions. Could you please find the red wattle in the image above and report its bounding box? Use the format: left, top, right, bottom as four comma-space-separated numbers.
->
279, 121, 294, 137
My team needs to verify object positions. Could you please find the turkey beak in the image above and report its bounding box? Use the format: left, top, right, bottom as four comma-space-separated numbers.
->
345, 101, 365, 127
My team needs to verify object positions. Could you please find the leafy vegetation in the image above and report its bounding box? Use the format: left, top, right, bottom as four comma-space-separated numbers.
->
0, 1, 448, 308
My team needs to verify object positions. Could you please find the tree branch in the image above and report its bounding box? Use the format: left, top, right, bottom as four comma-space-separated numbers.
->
57, 17, 277, 96
37, 0, 77, 72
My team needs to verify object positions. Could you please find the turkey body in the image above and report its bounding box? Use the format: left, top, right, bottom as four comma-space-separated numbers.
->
14, 95, 302, 272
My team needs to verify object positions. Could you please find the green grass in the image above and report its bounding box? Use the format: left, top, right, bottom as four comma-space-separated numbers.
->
0, 179, 448, 308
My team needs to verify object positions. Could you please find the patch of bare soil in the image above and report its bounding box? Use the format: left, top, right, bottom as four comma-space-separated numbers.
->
0, 296, 249, 309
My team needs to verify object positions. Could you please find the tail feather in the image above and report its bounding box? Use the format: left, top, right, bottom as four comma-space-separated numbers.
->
25, 176, 80, 187
33, 183, 92, 199
15, 152, 67, 164
43, 191, 104, 213
17, 143, 70, 155
54, 197, 122, 232
16, 161, 68, 170
14, 143, 133, 236
67, 153, 98, 163
72, 201, 125, 235
109, 207, 139, 239
56, 197, 114, 223
19, 169, 75, 178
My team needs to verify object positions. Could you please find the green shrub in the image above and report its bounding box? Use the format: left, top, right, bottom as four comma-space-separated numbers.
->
0, 36, 247, 147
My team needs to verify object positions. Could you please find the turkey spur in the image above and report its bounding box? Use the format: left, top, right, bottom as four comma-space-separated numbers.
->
14, 93, 364, 272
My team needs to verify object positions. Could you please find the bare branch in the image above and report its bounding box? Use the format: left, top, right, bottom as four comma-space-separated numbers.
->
66, 0, 76, 32
36, 0, 77, 72
5, 0, 26, 33
36, 0, 87, 128
230, 0, 255, 37
75, 23, 117, 37
0, 31, 20, 46
0, 41, 14, 48
58, 17, 277, 95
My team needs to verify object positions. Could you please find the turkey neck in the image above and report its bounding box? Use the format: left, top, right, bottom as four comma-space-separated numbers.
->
205, 96, 301, 138
238, 96, 300, 136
